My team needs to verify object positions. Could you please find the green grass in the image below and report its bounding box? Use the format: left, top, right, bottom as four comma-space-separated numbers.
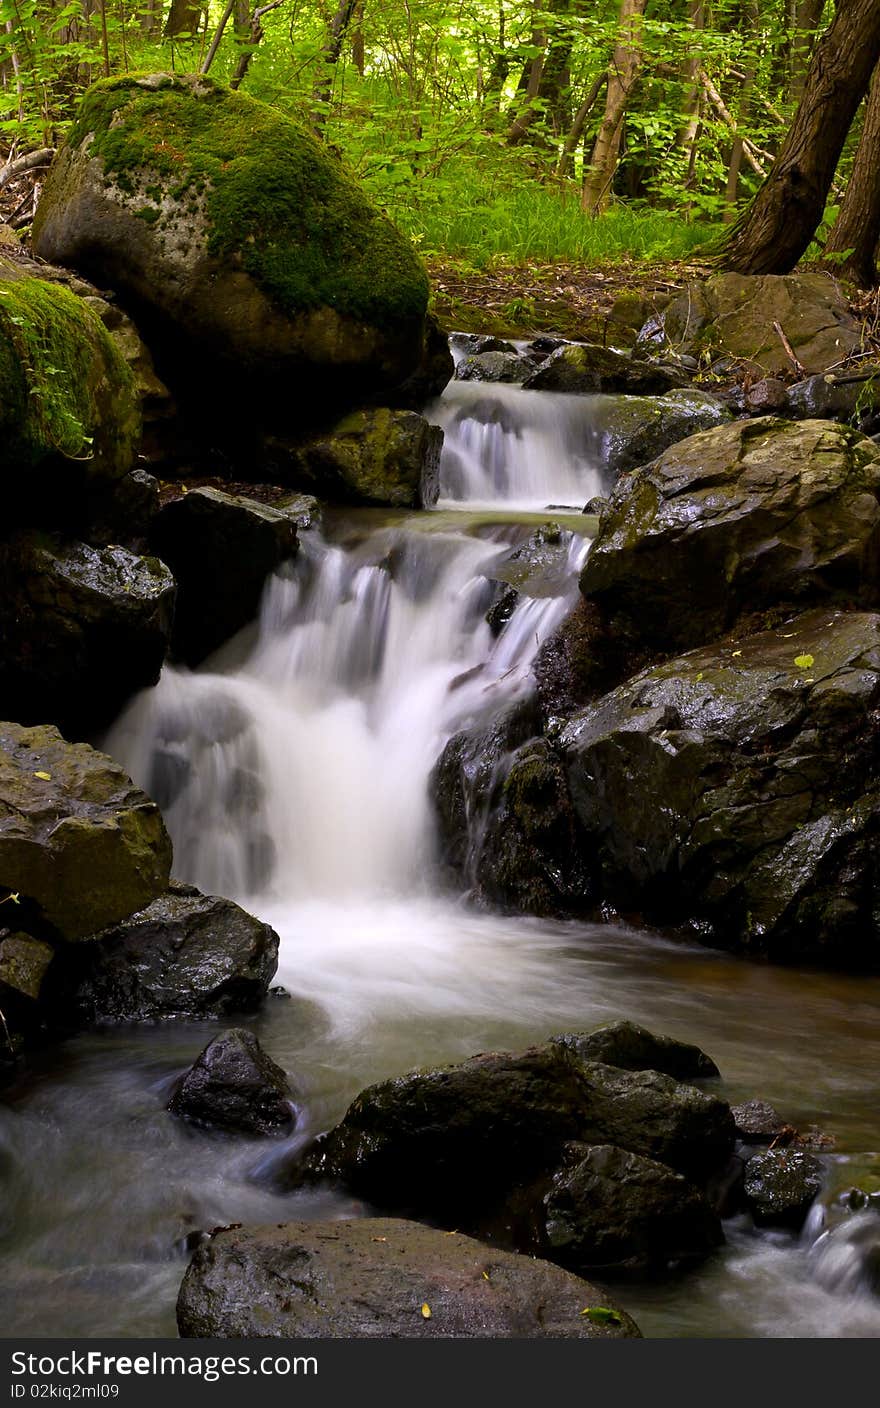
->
372, 178, 721, 268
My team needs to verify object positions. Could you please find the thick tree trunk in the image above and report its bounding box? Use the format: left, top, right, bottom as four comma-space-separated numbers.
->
823, 67, 880, 286
719, 0, 880, 274
164, 0, 203, 38
581, 0, 647, 215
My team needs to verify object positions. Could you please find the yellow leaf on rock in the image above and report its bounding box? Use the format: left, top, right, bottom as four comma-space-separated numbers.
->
421, 1303, 432, 1319
34, 771, 51, 780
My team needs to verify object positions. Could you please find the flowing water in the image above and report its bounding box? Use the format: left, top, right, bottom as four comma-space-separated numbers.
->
1, 376, 879, 1339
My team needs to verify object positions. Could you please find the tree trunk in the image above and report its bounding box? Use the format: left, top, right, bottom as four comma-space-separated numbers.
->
313, 0, 358, 133
581, 0, 647, 215
164, 0, 203, 38
787, 0, 825, 104
718, 0, 880, 274
557, 70, 607, 178
823, 66, 880, 286
678, 0, 705, 177
721, 0, 759, 220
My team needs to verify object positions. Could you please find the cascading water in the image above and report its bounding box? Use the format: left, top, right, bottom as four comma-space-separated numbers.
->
2, 363, 880, 1339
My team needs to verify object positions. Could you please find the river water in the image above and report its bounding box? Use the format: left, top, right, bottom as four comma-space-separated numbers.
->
1, 376, 879, 1338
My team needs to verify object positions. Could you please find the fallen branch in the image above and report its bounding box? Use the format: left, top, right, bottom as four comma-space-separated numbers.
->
0, 147, 55, 189
772, 320, 806, 377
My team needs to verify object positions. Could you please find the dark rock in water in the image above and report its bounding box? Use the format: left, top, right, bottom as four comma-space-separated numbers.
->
50, 881, 278, 1025
743, 1148, 824, 1229
168, 1028, 294, 1136
292, 1040, 733, 1227
485, 586, 519, 635
594, 389, 729, 478
0, 533, 175, 737
149, 487, 299, 666
486, 525, 573, 598
580, 418, 880, 657
457, 351, 531, 385
279, 407, 442, 509
787, 369, 880, 426
392, 314, 454, 408
0, 723, 172, 941
559, 608, 880, 966
450, 333, 518, 359
553, 1021, 719, 1081
176, 1218, 640, 1339
731, 1100, 786, 1144
524, 342, 688, 396
646, 272, 862, 376
33, 74, 430, 427
87, 468, 160, 552
543, 1143, 723, 1275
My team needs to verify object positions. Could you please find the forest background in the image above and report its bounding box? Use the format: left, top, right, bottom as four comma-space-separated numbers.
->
1, 0, 877, 334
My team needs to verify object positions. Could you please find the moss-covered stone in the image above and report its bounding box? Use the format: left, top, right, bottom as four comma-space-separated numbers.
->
523, 341, 687, 396
0, 931, 54, 1002
0, 722, 172, 942
281, 406, 442, 507
0, 258, 140, 519
33, 74, 430, 422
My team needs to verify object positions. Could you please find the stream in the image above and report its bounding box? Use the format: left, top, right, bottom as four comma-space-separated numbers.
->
1, 370, 879, 1339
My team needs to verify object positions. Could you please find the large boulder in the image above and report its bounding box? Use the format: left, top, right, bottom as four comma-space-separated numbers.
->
646, 272, 863, 376
559, 608, 880, 965
149, 487, 299, 665
553, 1021, 719, 1081
167, 1028, 294, 1136
0, 256, 140, 528
176, 1218, 640, 1339
543, 1144, 723, 1275
0, 532, 175, 736
294, 1040, 733, 1226
580, 418, 880, 656
47, 880, 278, 1024
32, 74, 430, 427
0, 723, 172, 941
591, 388, 729, 478
277, 406, 442, 508
523, 342, 687, 396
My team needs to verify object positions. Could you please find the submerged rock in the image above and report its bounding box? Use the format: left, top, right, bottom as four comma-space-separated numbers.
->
543, 1143, 723, 1275
33, 74, 430, 426
176, 1218, 641, 1338
743, 1149, 824, 1229
0, 723, 172, 941
559, 608, 880, 966
0, 533, 175, 737
553, 1021, 720, 1081
580, 418, 880, 656
149, 487, 299, 665
51, 881, 278, 1024
168, 1028, 294, 1136
279, 407, 442, 508
524, 342, 687, 396
646, 272, 863, 376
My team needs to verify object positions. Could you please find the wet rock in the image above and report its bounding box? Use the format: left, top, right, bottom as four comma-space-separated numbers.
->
0, 533, 175, 737
176, 1218, 640, 1339
743, 1148, 824, 1229
580, 418, 880, 656
457, 351, 531, 384
392, 314, 454, 408
149, 487, 299, 666
0, 932, 54, 1004
647, 272, 862, 376
294, 1040, 733, 1228
485, 587, 519, 635
168, 1028, 294, 1136
450, 333, 518, 359
50, 881, 278, 1024
553, 1021, 719, 1081
486, 525, 574, 598
741, 377, 790, 415
87, 468, 160, 552
0, 723, 172, 941
595, 389, 729, 478
559, 609, 880, 966
787, 369, 880, 427
543, 1143, 723, 1275
280, 407, 442, 509
731, 1100, 786, 1144
524, 342, 687, 396
34, 74, 429, 427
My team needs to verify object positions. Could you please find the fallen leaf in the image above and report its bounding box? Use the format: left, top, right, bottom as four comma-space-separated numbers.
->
581, 1306, 622, 1325
421, 1303, 432, 1319
34, 771, 51, 781
794, 654, 815, 669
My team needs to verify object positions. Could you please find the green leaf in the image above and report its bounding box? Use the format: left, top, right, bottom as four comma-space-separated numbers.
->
794, 654, 815, 670
580, 1306, 622, 1325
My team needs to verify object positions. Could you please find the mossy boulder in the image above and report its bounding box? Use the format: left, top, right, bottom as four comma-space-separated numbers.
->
0, 723, 172, 942
279, 407, 442, 508
167, 1028, 294, 1136
177, 1218, 641, 1339
543, 1143, 723, 1275
559, 608, 880, 966
580, 418, 880, 656
149, 486, 299, 665
647, 271, 863, 376
0, 257, 140, 526
523, 341, 687, 396
33, 73, 430, 426
0, 532, 175, 737
592, 388, 729, 479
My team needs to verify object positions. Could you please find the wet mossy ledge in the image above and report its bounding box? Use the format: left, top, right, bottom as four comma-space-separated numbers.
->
32, 73, 435, 429
0, 257, 140, 516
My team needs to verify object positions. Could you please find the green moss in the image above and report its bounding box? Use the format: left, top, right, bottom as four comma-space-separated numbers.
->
135, 206, 161, 225
66, 73, 429, 328
0, 273, 136, 469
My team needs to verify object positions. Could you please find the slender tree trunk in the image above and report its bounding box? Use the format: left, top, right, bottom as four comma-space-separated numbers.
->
140, 0, 162, 38
351, 0, 365, 75
581, 0, 647, 215
722, 0, 759, 220
787, 0, 825, 104
230, 0, 284, 89
313, 0, 358, 132
719, 0, 880, 274
557, 70, 606, 178
678, 0, 705, 179
823, 66, 880, 286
